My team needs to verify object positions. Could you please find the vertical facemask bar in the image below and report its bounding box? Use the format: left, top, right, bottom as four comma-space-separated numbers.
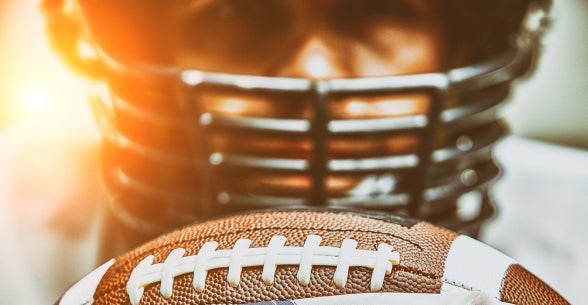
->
309, 82, 331, 206
409, 84, 448, 218
327, 74, 451, 217
179, 77, 217, 219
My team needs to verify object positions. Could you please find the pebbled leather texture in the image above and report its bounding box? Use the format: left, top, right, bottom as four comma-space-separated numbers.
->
93, 209, 456, 304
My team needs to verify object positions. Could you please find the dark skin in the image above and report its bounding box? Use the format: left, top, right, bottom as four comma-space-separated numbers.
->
158, 0, 445, 122
168, 0, 447, 77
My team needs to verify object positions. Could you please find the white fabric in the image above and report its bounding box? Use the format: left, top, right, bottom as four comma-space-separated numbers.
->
59, 259, 115, 305
441, 235, 515, 298
284, 292, 512, 305
483, 136, 588, 304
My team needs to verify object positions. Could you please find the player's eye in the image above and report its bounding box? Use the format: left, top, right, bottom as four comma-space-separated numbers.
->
179, 0, 293, 51
329, 0, 419, 38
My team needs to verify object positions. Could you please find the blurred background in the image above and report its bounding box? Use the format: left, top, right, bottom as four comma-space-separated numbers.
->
0, 0, 587, 304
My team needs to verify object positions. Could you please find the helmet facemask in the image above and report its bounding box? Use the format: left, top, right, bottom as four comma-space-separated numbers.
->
43, 0, 551, 243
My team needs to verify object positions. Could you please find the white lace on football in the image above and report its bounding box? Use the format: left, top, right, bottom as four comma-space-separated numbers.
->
126, 235, 400, 305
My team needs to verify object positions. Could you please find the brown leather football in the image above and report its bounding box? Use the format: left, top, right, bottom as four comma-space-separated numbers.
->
56, 209, 569, 305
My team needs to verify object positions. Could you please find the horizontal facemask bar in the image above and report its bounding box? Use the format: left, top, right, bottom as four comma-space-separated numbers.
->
93, 33, 531, 229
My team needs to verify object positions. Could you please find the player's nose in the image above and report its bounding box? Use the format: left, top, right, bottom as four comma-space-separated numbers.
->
275, 37, 351, 79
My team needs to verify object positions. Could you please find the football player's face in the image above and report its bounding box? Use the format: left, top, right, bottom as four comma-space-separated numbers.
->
170, 0, 447, 78
162, 0, 447, 198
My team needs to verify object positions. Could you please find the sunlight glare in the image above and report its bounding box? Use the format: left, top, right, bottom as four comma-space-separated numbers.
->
0, 0, 100, 142
24, 88, 49, 112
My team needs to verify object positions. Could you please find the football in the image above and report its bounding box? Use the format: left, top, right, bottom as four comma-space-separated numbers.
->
56, 209, 569, 305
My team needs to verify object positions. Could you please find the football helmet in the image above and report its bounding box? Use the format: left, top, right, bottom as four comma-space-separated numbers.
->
42, 0, 551, 244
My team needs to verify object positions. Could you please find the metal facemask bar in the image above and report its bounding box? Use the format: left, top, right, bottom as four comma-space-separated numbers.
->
91, 5, 546, 238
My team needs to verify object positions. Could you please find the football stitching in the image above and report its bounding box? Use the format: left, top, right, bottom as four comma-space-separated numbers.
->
395, 266, 439, 280
125, 234, 401, 305
440, 277, 475, 292
155, 226, 424, 251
